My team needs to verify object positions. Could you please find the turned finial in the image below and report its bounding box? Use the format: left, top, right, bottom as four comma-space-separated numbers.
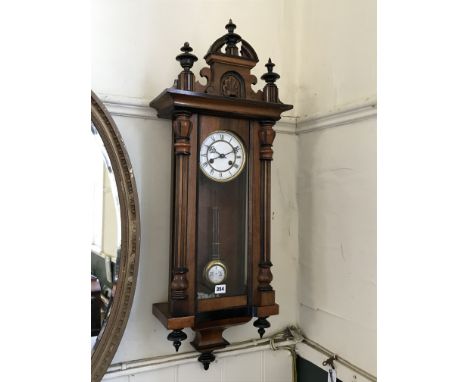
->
225, 19, 241, 55
261, 58, 280, 84
175, 42, 197, 90
176, 42, 198, 72
225, 18, 236, 34
261, 59, 280, 102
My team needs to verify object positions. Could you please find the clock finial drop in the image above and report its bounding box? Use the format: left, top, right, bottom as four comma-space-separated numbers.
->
176, 42, 198, 72
224, 19, 240, 55
261, 59, 281, 103
175, 42, 198, 90
225, 18, 236, 34
167, 329, 187, 352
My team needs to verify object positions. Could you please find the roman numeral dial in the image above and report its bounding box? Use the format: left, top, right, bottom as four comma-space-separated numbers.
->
199, 130, 246, 182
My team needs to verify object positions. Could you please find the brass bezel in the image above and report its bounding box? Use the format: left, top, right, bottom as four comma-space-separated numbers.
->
199, 129, 247, 183
203, 259, 228, 285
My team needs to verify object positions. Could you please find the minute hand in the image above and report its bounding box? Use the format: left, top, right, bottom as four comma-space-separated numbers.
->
214, 151, 234, 159
222, 149, 237, 156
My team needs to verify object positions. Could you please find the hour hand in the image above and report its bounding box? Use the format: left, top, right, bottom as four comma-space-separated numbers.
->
215, 151, 231, 159
208, 147, 219, 155
208, 153, 222, 163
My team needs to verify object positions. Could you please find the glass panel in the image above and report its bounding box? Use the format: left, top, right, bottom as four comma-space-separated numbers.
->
197, 127, 249, 301
91, 122, 121, 350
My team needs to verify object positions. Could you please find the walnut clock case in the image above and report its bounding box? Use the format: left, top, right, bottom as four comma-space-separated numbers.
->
151, 20, 293, 370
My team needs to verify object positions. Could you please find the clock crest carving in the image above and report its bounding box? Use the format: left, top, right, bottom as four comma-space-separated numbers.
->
221, 72, 243, 98
150, 19, 293, 370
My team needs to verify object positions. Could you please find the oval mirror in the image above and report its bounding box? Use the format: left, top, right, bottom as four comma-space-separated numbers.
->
91, 91, 140, 382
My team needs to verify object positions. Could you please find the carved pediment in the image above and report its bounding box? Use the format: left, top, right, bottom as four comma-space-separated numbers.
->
204, 19, 259, 62
171, 20, 283, 104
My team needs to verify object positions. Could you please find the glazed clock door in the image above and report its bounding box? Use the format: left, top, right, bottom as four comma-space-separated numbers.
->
196, 115, 250, 310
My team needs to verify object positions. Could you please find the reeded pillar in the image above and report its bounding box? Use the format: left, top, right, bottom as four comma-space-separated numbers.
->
257, 120, 276, 302
170, 111, 193, 315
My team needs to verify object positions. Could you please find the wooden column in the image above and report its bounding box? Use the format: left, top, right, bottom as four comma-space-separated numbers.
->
257, 120, 276, 306
170, 110, 193, 316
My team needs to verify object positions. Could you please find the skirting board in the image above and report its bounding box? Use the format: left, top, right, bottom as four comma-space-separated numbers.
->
98, 93, 376, 135
101, 335, 376, 381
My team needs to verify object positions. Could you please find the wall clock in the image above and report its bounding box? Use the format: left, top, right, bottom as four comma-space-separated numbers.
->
150, 19, 293, 370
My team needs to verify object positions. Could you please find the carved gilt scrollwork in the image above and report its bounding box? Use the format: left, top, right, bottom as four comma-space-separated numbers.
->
91, 92, 141, 382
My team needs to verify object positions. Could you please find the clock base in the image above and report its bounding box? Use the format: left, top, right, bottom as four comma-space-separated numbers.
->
253, 316, 271, 338
152, 302, 195, 329
198, 351, 216, 370
191, 326, 230, 352
167, 329, 187, 352
191, 315, 251, 370
191, 326, 228, 370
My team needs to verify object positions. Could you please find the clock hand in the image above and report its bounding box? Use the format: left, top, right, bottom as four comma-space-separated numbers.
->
209, 153, 222, 163
208, 147, 226, 161
209, 146, 220, 154
214, 151, 235, 158
221, 149, 237, 156
209, 152, 230, 162
212, 151, 236, 167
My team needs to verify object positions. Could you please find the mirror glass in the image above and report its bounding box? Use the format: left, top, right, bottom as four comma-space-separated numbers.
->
90, 121, 121, 353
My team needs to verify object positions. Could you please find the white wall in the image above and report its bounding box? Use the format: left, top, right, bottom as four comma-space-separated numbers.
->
92, 0, 297, 116
297, 117, 377, 375
293, 0, 376, 119
294, 0, 377, 375
104, 349, 293, 382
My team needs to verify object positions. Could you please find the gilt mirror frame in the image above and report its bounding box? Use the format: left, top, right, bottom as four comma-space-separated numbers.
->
91, 91, 140, 382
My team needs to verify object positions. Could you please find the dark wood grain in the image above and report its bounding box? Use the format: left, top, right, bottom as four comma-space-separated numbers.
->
150, 20, 293, 365
169, 111, 192, 316
198, 295, 247, 312
256, 120, 276, 307
150, 88, 292, 121
152, 303, 195, 330
196, 115, 250, 300
253, 303, 279, 317
191, 327, 230, 351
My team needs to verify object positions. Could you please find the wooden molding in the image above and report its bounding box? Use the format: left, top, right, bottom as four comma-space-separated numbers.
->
99, 94, 375, 136
152, 303, 195, 330
100, 96, 158, 120
296, 102, 377, 134
150, 88, 292, 122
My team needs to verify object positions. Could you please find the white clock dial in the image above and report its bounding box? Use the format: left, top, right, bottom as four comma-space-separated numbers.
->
207, 264, 226, 284
199, 130, 246, 182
